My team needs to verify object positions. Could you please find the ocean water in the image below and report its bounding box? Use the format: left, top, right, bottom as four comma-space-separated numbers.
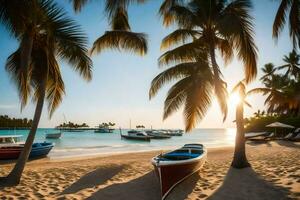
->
0, 128, 236, 159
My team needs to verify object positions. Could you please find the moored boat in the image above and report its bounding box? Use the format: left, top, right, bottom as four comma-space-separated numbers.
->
152, 143, 207, 200
0, 135, 54, 160
120, 130, 152, 141
145, 130, 171, 139
46, 132, 62, 139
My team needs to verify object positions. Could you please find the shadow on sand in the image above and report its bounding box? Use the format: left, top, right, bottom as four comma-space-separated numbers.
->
87, 171, 160, 200
207, 167, 291, 200
87, 170, 200, 200
61, 164, 125, 195
275, 140, 300, 149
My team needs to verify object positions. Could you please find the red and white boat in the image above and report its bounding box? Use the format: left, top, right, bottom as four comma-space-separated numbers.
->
152, 144, 207, 200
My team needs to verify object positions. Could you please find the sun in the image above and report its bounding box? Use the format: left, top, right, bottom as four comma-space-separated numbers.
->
228, 93, 241, 106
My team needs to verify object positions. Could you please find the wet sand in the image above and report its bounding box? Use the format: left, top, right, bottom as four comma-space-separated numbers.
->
0, 141, 299, 199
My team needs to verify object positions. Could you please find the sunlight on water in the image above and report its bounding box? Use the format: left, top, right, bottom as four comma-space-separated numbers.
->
225, 128, 236, 145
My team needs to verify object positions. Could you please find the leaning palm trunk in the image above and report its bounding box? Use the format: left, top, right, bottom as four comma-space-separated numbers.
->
4, 75, 47, 186
231, 101, 250, 168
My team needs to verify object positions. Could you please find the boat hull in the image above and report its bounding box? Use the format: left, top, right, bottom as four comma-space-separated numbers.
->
121, 134, 151, 141
46, 132, 62, 139
0, 142, 54, 160
152, 147, 206, 200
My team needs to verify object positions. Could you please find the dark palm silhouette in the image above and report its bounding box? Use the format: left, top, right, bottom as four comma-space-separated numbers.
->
0, 0, 92, 185
231, 80, 252, 168
273, 0, 300, 48
70, 0, 148, 56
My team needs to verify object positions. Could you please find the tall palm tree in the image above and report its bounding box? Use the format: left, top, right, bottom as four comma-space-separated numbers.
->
273, 0, 300, 48
151, 0, 257, 132
0, 0, 92, 186
69, 0, 148, 56
231, 80, 251, 168
277, 50, 300, 79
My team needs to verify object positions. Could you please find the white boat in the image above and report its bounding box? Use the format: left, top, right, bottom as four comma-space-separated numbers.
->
145, 130, 171, 139
0, 135, 23, 147
120, 130, 152, 141
46, 132, 62, 139
152, 143, 207, 200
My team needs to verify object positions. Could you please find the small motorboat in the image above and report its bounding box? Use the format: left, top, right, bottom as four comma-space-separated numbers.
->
145, 130, 171, 139
120, 129, 152, 141
152, 144, 207, 200
162, 129, 184, 136
0, 136, 54, 160
94, 128, 114, 133
46, 132, 62, 139
0, 135, 23, 147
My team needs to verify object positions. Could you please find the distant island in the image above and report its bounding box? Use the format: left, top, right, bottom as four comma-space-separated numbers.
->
0, 115, 32, 130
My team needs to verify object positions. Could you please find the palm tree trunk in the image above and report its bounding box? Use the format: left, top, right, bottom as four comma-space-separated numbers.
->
0, 77, 47, 186
231, 102, 250, 168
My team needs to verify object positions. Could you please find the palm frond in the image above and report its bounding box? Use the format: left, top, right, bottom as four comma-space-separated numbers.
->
214, 77, 228, 121
149, 62, 202, 99
163, 76, 190, 120
46, 53, 65, 117
161, 29, 200, 50
273, 0, 291, 40
289, 0, 300, 48
111, 7, 130, 31
218, 0, 258, 83
5, 49, 31, 110
184, 79, 213, 132
43, 0, 92, 81
159, 41, 205, 67
91, 31, 148, 56
70, 0, 89, 13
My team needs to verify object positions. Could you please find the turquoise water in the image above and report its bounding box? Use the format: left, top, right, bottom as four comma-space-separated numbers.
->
0, 128, 236, 159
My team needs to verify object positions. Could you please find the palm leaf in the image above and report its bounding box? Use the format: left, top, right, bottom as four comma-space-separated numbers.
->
273, 0, 291, 40
161, 29, 201, 50
159, 41, 205, 67
218, 0, 258, 83
149, 62, 203, 99
163, 76, 191, 120
184, 79, 213, 132
91, 31, 148, 56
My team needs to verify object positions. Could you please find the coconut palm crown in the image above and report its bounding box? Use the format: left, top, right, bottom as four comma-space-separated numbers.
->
150, 0, 257, 131
70, 0, 148, 56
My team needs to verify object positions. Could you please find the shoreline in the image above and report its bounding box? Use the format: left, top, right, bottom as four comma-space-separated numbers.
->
0, 141, 299, 199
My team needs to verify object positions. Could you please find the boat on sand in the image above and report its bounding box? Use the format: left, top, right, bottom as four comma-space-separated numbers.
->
152, 143, 207, 200
0, 135, 54, 160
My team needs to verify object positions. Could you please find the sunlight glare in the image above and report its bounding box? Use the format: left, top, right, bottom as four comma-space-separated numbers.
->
228, 93, 241, 106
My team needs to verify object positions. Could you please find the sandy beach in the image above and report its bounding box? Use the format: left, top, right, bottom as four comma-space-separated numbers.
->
0, 141, 299, 200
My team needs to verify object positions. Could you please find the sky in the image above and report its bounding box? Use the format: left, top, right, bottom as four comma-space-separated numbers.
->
0, 0, 294, 129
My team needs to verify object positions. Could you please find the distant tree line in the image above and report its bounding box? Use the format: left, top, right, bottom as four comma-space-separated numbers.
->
98, 122, 115, 129
0, 115, 32, 129
57, 122, 89, 128
244, 110, 300, 134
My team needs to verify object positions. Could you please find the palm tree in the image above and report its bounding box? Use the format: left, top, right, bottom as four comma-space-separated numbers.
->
273, 0, 300, 48
260, 63, 276, 84
70, 0, 148, 56
277, 50, 300, 79
231, 80, 251, 168
1, 0, 92, 186
151, 0, 257, 132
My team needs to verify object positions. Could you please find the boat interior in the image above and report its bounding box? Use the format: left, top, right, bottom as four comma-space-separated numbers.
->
159, 147, 204, 161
